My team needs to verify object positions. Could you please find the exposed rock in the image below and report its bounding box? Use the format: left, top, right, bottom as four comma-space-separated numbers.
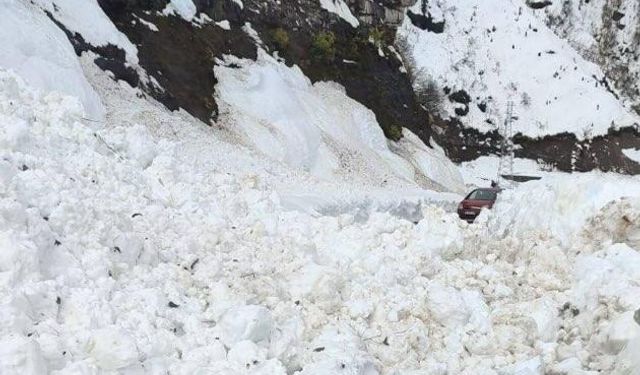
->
406, 10, 445, 33
526, 0, 553, 10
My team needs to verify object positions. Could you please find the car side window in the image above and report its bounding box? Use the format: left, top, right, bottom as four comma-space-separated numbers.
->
467, 189, 497, 200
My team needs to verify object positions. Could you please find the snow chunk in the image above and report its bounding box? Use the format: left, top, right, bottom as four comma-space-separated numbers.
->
218, 305, 274, 346
319, 0, 359, 28
426, 282, 470, 327
622, 148, 640, 163
603, 311, 640, 354
216, 20, 231, 30
102, 125, 158, 168
0, 231, 39, 287
0, 335, 47, 375
163, 0, 197, 22
87, 327, 138, 370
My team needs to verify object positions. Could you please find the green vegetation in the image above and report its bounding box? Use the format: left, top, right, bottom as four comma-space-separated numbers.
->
271, 27, 290, 49
311, 31, 336, 61
386, 124, 404, 141
368, 26, 386, 48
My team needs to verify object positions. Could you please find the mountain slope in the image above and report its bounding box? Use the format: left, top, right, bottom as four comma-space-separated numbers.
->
528, 0, 640, 114
26, 0, 640, 175
397, 0, 640, 173
1, 2, 640, 374
398, 0, 637, 139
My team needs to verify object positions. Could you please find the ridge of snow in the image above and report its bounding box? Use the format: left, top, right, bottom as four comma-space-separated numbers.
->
0, 0, 104, 120
162, 0, 198, 22
623, 148, 640, 164
398, 0, 639, 139
32, 0, 139, 64
319, 0, 360, 28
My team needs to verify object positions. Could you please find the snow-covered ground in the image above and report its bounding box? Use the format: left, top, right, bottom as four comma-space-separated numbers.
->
1, 2, 640, 375
398, 0, 639, 139
319, 0, 360, 28
32, 0, 139, 64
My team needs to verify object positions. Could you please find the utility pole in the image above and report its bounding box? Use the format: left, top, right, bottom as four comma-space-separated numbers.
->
497, 101, 515, 186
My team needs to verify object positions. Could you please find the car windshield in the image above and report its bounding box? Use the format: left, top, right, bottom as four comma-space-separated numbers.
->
467, 189, 497, 201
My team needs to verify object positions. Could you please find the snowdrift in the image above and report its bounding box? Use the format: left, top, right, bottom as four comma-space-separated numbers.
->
488, 173, 640, 246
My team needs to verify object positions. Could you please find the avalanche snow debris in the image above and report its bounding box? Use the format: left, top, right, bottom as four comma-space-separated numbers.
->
2, 25, 640, 375
215, 50, 464, 192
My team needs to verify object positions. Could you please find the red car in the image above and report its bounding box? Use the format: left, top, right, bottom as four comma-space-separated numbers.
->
457, 188, 500, 223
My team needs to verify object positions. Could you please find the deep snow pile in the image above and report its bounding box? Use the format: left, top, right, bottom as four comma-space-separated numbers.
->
2, 64, 640, 374
215, 51, 464, 193
397, 0, 639, 139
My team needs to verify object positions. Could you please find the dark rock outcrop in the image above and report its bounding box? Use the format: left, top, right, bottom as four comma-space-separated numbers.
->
526, 0, 553, 10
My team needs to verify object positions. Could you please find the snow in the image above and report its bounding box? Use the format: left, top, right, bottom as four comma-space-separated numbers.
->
133, 14, 159, 32
398, 0, 639, 139
0, 0, 104, 120
623, 148, 640, 164
459, 156, 550, 187
216, 20, 232, 30
215, 51, 464, 192
2, 53, 640, 374
319, 0, 360, 28
488, 173, 640, 246
32, 0, 138, 64
162, 0, 198, 22
2, 3, 640, 373
529, 0, 640, 114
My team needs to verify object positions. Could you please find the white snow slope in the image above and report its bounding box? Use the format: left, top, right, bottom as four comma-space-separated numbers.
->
215, 51, 465, 193
528, 0, 640, 113
0, 0, 104, 120
398, 0, 639, 139
32, 0, 139, 64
